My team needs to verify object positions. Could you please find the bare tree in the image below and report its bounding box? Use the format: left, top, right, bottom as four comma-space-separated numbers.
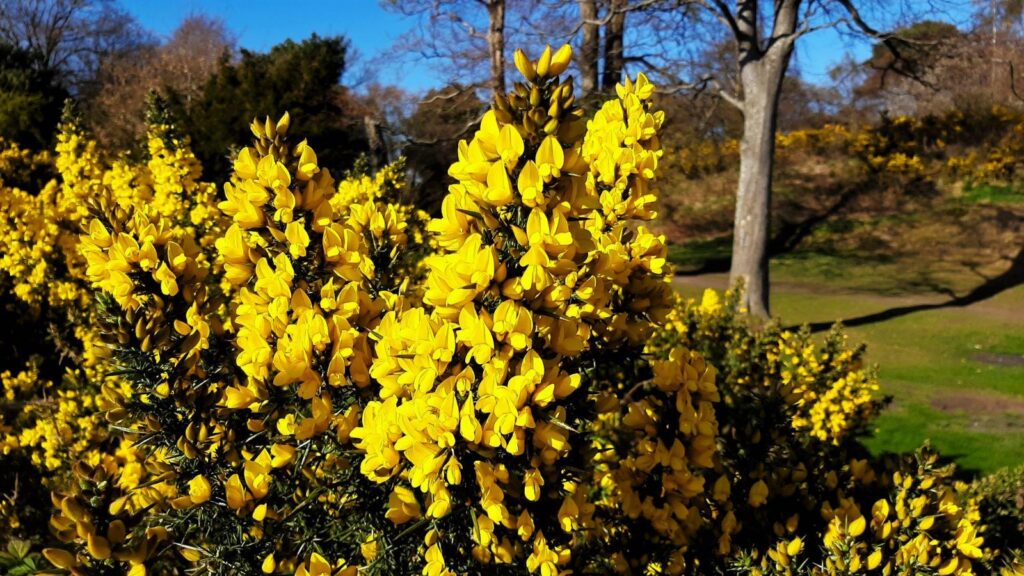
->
0, 0, 149, 94
382, 0, 508, 96
602, 0, 628, 88
720, 1, 802, 317
89, 15, 234, 148
602, 0, 946, 316
578, 0, 600, 94
158, 15, 235, 107
723, 1, 962, 316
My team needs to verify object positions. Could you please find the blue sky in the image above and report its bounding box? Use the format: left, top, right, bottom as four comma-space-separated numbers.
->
123, 0, 433, 88
123, 0, 974, 93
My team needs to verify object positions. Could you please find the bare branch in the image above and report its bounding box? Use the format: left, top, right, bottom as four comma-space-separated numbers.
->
717, 87, 744, 110
404, 111, 485, 145
1010, 61, 1024, 103
578, 0, 666, 27
707, 0, 743, 41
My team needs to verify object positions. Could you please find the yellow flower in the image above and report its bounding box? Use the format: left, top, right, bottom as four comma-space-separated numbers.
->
748, 479, 769, 508
386, 485, 422, 525
188, 474, 212, 505
43, 548, 77, 569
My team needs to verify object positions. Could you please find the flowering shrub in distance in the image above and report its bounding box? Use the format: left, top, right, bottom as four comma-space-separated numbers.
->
0, 46, 1018, 576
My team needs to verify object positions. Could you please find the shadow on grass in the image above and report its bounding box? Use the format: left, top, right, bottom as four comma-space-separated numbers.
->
802, 247, 1024, 333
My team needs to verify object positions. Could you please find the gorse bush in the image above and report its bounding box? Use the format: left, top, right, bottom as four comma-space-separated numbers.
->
970, 464, 1024, 566
0, 45, 1018, 575
666, 106, 1024, 189
651, 290, 993, 576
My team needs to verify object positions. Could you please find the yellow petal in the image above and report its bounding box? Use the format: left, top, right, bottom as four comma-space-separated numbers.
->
188, 475, 212, 505
536, 45, 553, 77
514, 48, 536, 82
848, 515, 866, 538
867, 548, 883, 570
43, 548, 77, 569
548, 44, 573, 76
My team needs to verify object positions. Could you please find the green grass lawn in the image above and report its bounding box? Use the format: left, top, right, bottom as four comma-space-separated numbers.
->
674, 258, 1024, 476
960, 182, 1024, 205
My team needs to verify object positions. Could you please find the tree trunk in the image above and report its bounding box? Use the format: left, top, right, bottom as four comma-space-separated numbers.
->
730, 46, 793, 318
578, 0, 599, 95
363, 115, 388, 172
601, 0, 626, 89
486, 0, 506, 96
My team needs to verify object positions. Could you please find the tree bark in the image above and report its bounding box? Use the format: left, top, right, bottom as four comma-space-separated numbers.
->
486, 0, 506, 96
728, 0, 799, 318
578, 0, 599, 95
363, 115, 389, 172
730, 62, 795, 316
601, 0, 626, 89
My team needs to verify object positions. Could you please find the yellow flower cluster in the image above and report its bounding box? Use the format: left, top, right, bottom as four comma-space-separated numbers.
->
665, 106, 1024, 189
0, 113, 225, 571
0, 117, 216, 562
333, 159, 405, 209
0, 358, 105, 472
345, 45, 685, 575
659, 289, 881, 448
0, 175, 80, 310
1, 118, 219, 332
822, 452, 983, 575
212, 117, 422, 552
775, 124, 851, 152
648, 288, 887, 562
593, 345, 720, 574
72, 109, 433, 574
671, 138, 739, 179
8, 44, 1015, 576
216, 113, 415, 431
331, 158, 431, 298
45, 443, 173, 576
753, 447, 985, 576
775, 331, 880, 446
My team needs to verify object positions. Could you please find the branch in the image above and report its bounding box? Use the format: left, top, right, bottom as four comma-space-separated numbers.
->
405, 111, 486, 146
833, 0, 908, 57
1009, 61, 1024, 104
717, 87, 744, 110
762, 0, 802, 53
417, 85, 483, 106
624, 52, 744, 111
574, 0, 666, 30
834, 0, 938, 90
656, 73, 714, 95
707, 0, 742, 40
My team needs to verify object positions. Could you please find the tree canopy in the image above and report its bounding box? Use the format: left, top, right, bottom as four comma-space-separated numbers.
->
0, 42, 68, 150
171, 34, 368, 181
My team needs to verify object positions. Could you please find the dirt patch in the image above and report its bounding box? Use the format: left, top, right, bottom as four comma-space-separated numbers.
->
931, 392, 1024, 417
971, 351, 1024, 367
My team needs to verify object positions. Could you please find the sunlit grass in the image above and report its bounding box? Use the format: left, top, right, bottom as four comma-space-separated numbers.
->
959, 182, 1024, 204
